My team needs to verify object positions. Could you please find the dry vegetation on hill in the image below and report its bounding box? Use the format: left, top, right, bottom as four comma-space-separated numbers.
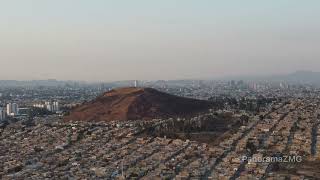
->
65, 87, 214, 122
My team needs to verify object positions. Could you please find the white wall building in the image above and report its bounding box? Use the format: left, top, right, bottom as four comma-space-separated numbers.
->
34, 101, 60, 112
53, 102, 59, 112
134, 80, 139, 87
47, 104, 53, 112
6, 103, 19, 116
6, 104, 12, 115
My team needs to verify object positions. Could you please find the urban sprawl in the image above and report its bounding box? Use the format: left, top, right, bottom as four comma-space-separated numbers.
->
1, 80, 320, 179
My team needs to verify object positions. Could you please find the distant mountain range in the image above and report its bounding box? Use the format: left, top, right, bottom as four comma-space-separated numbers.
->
0, 79, 89, 87
222, 71, 320, 85
1, 71, 320, 87
267, 71, 320, 84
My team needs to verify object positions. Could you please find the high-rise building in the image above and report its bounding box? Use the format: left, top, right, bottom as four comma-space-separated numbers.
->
53, 102, 59, 112
42, 101, 60, 112
6, 103, 12, 115
134, 80, 139, 87
6, 103, 19, 116
12, 103, 19, 115
0, 107, 6, 121
46, 102, 53, 112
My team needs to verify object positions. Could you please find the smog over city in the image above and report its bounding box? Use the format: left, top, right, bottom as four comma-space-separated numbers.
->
1, 1, 320, 179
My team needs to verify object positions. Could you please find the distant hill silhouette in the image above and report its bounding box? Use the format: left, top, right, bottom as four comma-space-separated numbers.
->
65, 87, 214, 122
221, 71, 320, 85
271, 71, 320, 84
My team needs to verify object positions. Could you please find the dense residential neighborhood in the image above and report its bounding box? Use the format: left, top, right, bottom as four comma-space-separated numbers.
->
1, 80, 320, 179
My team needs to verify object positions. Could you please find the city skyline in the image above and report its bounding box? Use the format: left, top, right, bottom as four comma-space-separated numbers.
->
2, 1, 320, 179
1, 1, 319, 81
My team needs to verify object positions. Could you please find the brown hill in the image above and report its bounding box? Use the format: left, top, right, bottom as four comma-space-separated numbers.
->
64, 87, 214, 122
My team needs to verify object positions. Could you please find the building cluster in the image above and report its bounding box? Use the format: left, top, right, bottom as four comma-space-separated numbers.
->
1, 98, 320, 179
0, 103, 20, 121
0, 84, 102, 122
33, 101, 60, 112
0, 103, 24, 123
1, 80, 320, 179
6, 103, 19, 117
0, 79, 318, 124
208, 99, 320, 179
0, 101, 61, 122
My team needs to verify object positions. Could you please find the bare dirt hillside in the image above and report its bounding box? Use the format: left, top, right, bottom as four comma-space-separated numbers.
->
64, 87, 214, 122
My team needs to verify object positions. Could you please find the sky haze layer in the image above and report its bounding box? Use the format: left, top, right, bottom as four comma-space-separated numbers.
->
1, 1, 319, 81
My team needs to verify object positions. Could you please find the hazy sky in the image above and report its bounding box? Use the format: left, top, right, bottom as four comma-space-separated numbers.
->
1, 1, 319, 81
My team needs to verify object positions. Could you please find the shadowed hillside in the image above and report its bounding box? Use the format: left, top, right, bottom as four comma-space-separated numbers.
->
64, 87, 214, 122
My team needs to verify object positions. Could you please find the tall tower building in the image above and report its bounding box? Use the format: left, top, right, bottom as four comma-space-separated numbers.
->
6, 103, 19, 116
12, 103, 19, 115
134, 80, 139, 88
0, 107, 6, 121
6, 103, 12, 115
46, 103, 53, 112
53, 102, 59, 112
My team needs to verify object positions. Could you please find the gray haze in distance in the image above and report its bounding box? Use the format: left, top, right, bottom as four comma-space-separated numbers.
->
0, 1, 319, 82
